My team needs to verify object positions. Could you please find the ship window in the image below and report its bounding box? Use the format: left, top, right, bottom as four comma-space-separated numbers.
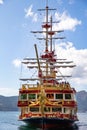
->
46, 94, 54, 99
28, 94, 36, 99
65, 94, 71, 99
52, 107, 61, 112
64, 108, 66, 113
20, 94, 27, 100
55, 94, 63, 99
44, 107, 50, 112
64, 108, 70, 114
30, 107, 39, 112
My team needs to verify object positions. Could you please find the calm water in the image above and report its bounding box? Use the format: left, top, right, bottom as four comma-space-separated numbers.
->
0, 111, 87, 130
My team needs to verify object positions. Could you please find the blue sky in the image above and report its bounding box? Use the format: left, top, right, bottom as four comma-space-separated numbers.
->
0, 0, 87, 96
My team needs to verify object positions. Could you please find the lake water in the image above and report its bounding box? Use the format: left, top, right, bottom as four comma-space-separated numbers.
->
0, 111, 87, 130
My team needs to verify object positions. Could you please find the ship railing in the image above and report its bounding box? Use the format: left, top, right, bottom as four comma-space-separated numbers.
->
21, 84, 39, 89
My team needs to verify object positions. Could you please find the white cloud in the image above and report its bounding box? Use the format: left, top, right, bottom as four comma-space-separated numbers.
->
0, 0, 3, 4
25, 5, 33, 17
55, 42, 87, 91
0, 87, 18, 96
24, 5, 38, 22
12, 59, 21, 68
54, 11, 81, 31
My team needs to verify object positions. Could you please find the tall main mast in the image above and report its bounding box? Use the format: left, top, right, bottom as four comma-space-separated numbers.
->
45, 6, 48, 52
21, 3, 76, 84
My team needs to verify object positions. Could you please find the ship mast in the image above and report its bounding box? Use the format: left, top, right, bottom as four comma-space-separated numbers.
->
50, 16, 52, 52
20, 3, 76, 84
34, 44, 42, 83
45, 5, 49, 77
45, 6, 48, 52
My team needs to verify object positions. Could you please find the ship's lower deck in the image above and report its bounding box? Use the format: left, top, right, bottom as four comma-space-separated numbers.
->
18, 84, 78, 129
19, 117, 77, 129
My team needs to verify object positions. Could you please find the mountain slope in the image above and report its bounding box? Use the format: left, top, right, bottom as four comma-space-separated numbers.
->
0, 95, 18, 111
76, 90, 87, 112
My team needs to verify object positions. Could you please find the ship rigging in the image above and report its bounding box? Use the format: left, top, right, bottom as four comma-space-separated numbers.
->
17, 1, 78, 129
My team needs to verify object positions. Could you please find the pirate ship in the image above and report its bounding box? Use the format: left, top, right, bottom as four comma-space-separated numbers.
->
17, 1, 78, 129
